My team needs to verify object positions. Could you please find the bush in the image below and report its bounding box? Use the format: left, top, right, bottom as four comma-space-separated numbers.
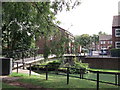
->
70, 62, 88, 74
47, 60, 61, 70
110, 48, 120, 57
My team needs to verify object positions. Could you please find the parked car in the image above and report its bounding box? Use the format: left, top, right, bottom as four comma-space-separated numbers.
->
99, 48, 108, 55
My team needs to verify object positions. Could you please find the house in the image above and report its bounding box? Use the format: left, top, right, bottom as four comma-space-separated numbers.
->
99, 35, 112, 50
112, 15, 120, 49
36, 26, 75, 54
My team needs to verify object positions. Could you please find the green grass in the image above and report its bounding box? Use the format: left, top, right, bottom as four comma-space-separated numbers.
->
10, 72, 119, 89
1, 82, 25, 89
63, 72, 116, 83
88, 68, 120, 73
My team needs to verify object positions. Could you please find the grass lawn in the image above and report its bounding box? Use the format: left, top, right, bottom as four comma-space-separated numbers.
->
68, 73, 116, 83
1, 82, 25, 89
9, 72, 119, 89
88, 68, 120, 73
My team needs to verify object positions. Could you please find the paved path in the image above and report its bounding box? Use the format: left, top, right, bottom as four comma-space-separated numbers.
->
12, 69, 40, 76
13, 55, 56, 69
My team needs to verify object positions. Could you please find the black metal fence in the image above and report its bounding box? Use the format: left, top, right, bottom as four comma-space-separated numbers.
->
15, 63, 120, 90
2, 48, 39, 61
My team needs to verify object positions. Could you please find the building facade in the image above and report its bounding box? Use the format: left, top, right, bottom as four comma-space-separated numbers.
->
112, 15, 120, 49
36, 26, 75, 54
99, 35, 112, 50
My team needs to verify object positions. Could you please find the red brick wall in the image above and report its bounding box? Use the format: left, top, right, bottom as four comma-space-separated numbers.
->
82, 57, 120, 69
112, 27, 120, 48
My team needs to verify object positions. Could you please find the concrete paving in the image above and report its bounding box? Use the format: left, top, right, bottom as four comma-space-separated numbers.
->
12, 69, 40, 76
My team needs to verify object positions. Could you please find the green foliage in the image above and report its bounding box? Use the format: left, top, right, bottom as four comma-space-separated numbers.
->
50, 34, 70, 57
70, 61, 88, 74
43, 45, 50, 59
2, 2, 59, 52
75, 34, 99, 51
75, 34, 91, 49
110, 48, 120, 57
2, 2, 81, 58
98, 31, 108, 35
47, 60, 61, 70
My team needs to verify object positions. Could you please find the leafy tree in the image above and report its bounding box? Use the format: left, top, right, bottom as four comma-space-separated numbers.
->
50, 31, 70, 57
98, 31, 108, 35
91, 34, 99, 50
2, 1, 81, 58
75, 34, 91, 49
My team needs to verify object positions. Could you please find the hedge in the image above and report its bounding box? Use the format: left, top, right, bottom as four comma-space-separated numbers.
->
110, 48, 120, 57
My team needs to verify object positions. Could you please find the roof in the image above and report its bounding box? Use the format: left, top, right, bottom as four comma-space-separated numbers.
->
57, 25, 75, 39
99, 35, 112, 40
112, 15, 120, 27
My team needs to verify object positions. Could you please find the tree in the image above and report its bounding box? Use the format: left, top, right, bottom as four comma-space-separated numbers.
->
91, 34, 99, 50
98, 31, 108, 35
50, 31, 70, 58
2, 1, 81, 58
75, 34, 91, 49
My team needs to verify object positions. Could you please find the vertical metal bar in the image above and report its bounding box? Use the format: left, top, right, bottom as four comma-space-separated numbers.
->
115, 73, 118, 85
46, 65, 48, 80
97, 71, 99, 90
17, 62, 18, 73
22, 51, 24, 69
34, 50, 35, 60
12, 61, 14, 68
29, 63, 31, 76
67, 67, 69, 84
23, 62, 25, 70
37, 65, 39, 72
80, 69, 81, 79
55, 68, 58, 75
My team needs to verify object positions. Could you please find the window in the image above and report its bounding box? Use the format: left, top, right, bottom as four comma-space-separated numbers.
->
115, 41, 120, 49
101, 41, 105, 44
115, 29, 120, 37
108, 41, 112, 44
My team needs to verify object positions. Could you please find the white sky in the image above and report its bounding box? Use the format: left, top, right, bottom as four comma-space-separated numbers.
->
56, 0, 120, 35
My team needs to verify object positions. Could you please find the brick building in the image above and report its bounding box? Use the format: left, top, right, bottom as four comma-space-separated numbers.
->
112, 15, 120, 48
99, 35, 112, 50
36, 26, 75, 54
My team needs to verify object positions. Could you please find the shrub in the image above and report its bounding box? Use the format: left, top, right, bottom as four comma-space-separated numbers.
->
47, 60, 61, 70
70, 62, 88, 74
110, 48, 120, 57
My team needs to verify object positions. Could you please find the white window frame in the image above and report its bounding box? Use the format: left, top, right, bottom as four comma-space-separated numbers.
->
115, 29, 120, 37
115, 41, 120, 49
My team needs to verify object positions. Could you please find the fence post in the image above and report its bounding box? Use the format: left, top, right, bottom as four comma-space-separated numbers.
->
46, 65, 48, 80
115, 73, 118, 85
34, 49, 36, 60
97, 71, 99, 90
80, 69, 84, 79
29, 63, 31, 76
12, 61, 14, 68
17, 62, 18, 73
37, 65, 39, 72
67, 67, 69, 84
23, 62, 25, 70
80, 69, 82, 79
22, 51, 25, 69
55, 67, 58, 75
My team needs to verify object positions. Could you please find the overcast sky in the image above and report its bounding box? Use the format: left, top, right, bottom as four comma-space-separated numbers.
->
56, 0, 120, 35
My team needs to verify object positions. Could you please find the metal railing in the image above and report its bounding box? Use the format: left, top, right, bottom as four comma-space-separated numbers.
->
15, 63, 120, 90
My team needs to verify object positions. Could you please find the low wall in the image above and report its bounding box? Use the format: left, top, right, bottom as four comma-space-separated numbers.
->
82, 57, 120, 70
